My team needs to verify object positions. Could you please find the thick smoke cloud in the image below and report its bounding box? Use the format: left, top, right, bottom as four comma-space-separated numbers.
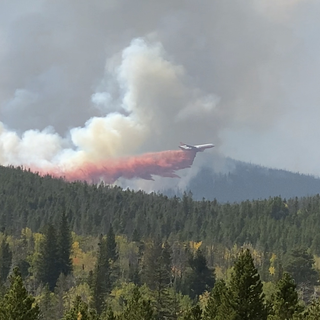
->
1, 0, 320, 188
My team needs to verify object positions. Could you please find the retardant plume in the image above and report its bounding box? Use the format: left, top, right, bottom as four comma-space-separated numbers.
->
37, 150, 197, 184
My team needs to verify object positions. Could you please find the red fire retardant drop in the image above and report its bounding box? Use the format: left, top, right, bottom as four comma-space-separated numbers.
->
39, 150, 197, 183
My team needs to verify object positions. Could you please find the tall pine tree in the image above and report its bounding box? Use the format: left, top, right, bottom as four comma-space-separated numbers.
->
0, 267, 40, 320
57, 212, 73, 276
229, 249, 267, 320
204, 279, 234, 320
106, 224, 118, 263
91, 235, 111, 314
106, 224, 119, 288
186, 248, 215, 299
143, 240, 174, 319
270, 272, 303, 319
0, 236, 12, 285
37, 224, 60, 291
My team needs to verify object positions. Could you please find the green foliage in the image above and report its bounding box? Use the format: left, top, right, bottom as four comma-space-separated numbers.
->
37, 224, 60, 291
0, 237, 12, 285
304, 298, 320, 320
2, 165, 320, 259
132, 228, 141, 242
262, 282, 276, 302
182, 304, 202, 320
143, 240, 172, 291
310, 234, 320, 256
63, 282, 92, 316
106, 225, 118, 263
270, 272, 303, 319
3, 166, 320, 318
284, 248, 318, 286
185, 248, 215, 299
0, 267, 40, 320
62, 295, 99, 320
91, 235, 111, 314
106, 282, 140, 314
203, 279, 231, 320
119, 286, 154, 320
57, 212, 73, 276
103, 307, 117, 320
106, 224, 119, 288
269, 197, 289, 220
229, 249, 267, 320
37, 284, 57, 320
142, 240, 175, 318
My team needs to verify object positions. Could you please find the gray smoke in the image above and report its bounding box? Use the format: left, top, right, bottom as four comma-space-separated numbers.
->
1, 0, 320, 188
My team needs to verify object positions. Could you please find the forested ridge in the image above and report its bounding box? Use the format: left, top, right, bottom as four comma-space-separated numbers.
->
1, 165, 320, 254
2, 165, 320, 319
183, 159, 320, 202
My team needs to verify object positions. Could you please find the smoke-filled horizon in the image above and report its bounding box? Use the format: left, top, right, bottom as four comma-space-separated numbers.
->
1, 0, 320, 189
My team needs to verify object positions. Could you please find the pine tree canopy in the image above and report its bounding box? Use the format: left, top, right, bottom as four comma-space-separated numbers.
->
0, 267, 40, 320
229, 249, 267, 320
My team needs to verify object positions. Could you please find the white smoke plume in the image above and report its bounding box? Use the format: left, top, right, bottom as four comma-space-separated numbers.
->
1, 0, 320, 188
0, 38, 220, 173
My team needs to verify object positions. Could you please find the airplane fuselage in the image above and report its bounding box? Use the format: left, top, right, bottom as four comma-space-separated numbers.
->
179, 143, 214, 152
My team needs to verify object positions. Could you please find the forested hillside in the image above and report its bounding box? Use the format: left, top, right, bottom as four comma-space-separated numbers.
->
2, 165, 320, 319
1, 165, 320, 255
166, 158, 320, 202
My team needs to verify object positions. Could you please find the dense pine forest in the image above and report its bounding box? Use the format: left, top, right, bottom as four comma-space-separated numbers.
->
1, 165, 320, 319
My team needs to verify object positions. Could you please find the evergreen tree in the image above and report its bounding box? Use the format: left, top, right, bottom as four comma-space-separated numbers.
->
204, 279, 233, 320
91, 235, 111, 314
271, 272, 303, 319
0, 267, 40, 320
132, 228, 141, 242
55, 273, 74, 319
186, 248, 215, 299
304, 298, 320, 320
183, 305, 202, 320
62, 296, 99, 320
143, 240, 174, 319
229, 249, 267, 320
106, 224, 118, 263
310, 234, 320, 256
103, 307, 117, 320
284, 248, 318, 286
38, 285, 57, 320
0, 237, 12, 285
106, 224, 119, 287
119, 286, 154, 320
37, 224, 60, 291
57, 212, 73, 276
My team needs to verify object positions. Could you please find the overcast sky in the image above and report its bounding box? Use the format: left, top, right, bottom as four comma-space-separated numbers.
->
1, 0, 320, 180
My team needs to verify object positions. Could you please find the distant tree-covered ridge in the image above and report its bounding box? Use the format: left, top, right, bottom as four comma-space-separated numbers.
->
166, 158, 320, 202
1, 165, 320, 256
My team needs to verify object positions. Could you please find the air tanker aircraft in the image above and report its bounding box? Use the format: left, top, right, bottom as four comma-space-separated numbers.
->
179, 142, 214, 151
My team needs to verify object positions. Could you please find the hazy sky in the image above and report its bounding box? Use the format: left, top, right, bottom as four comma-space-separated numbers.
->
1, 0, 320, 181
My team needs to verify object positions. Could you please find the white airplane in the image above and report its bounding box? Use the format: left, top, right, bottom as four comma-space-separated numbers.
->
179, 142, 214, 152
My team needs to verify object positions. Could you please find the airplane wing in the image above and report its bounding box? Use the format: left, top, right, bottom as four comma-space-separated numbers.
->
179, 142, 196, 150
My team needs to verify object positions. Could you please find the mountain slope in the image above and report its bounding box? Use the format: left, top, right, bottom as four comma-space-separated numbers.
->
167, 159, 320, 202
